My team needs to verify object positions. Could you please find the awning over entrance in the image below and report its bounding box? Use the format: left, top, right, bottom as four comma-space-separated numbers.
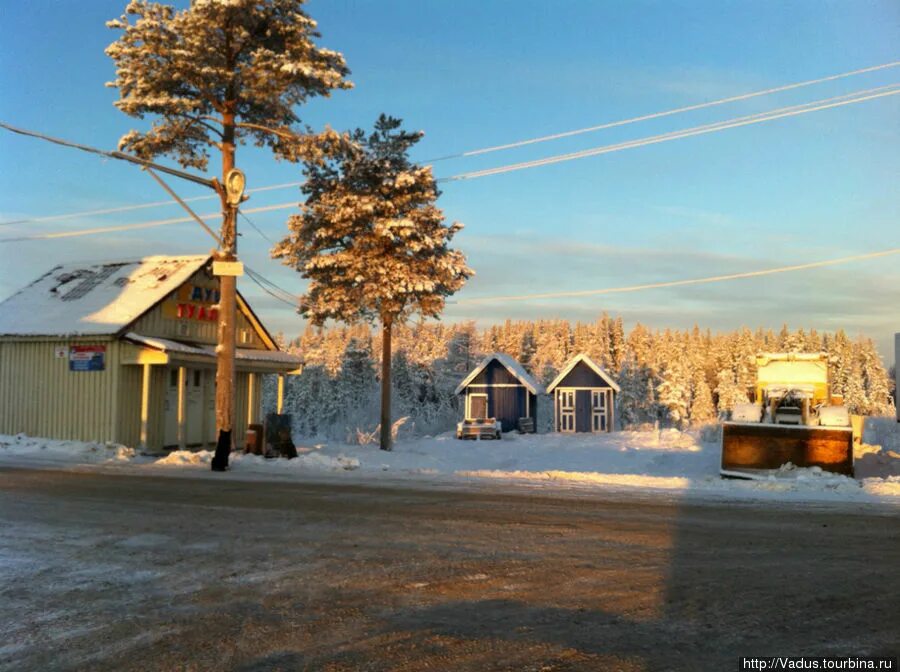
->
122, 332, 302, 373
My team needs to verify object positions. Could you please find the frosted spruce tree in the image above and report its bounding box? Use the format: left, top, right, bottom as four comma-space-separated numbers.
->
106, 0, 351, 469
274, 115, 472, 450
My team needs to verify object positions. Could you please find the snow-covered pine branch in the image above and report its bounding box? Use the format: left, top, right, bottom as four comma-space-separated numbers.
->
106, 0, 352, 169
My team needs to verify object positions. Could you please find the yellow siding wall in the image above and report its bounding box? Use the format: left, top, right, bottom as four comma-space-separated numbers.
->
0, 338, 120, 443
233, 372, 263, 447
115, 364, 144, 448
130, 267, 265, 349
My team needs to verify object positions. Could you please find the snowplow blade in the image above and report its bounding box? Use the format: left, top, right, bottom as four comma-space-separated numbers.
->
720, 422, 854, 477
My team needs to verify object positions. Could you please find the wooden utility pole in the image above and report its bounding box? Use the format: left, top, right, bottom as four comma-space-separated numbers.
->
211, 112, 245, 471
380, 316, 393, 451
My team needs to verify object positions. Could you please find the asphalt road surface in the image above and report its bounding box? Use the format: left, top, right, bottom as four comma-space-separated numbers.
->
1, 467, 898, 671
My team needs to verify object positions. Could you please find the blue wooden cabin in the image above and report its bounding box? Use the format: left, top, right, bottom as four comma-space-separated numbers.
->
546, 354, 620, 433
455, 353, 544, 432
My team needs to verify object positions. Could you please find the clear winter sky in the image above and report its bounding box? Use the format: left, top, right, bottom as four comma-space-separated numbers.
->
0, 1, 898, 364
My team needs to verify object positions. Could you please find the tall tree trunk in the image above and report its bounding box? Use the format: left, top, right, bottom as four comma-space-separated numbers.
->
211, 110, 237, 471
380, 316, 393, 451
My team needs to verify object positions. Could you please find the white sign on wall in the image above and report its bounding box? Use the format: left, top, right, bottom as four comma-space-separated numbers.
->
54, 346, 68, 359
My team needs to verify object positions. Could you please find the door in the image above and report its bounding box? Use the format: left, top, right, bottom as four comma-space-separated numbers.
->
559, 390, 575, 432
205, 370, 217, 443
468, 393, 488, 419
591, 389, 608, 432
186, 369, 204, 444
164, 368, 179, 447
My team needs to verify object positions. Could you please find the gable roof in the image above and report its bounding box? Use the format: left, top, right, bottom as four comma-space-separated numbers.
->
0, 255, 211, 337
546, 353, 621, 393
454, 352, 544, 395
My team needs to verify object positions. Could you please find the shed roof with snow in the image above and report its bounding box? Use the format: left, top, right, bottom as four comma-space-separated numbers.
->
454, 352, 544, 395
546, 353, 621, 393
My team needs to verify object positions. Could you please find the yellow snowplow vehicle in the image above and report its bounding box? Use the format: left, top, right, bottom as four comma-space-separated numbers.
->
720, 353, 862, 478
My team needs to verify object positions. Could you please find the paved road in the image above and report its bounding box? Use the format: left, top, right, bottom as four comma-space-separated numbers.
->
0, 467, 897, 671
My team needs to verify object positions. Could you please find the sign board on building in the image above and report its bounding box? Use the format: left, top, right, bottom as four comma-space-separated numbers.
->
69, 345, 106, 372
213, 261, 244, 277
54, 346, 68, 359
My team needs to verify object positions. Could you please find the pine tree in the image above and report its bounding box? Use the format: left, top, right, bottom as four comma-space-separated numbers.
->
106, 0, 350, 169
107, 0, 350, 467
273, 115, 472, 450
689, 372, 716, 426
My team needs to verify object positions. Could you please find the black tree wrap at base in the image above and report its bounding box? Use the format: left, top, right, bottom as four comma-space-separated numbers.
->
211, 430, 232, 471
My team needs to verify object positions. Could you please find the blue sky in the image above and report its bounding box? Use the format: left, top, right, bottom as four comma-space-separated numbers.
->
0, 1, 898, 364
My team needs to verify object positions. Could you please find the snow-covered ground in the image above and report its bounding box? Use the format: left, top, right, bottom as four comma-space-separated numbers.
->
2, 419, 899, 505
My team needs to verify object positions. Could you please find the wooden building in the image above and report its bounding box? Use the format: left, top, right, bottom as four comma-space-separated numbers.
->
0, 255, 300, 452
454, 353, 543, 432
546, 354, 620, 433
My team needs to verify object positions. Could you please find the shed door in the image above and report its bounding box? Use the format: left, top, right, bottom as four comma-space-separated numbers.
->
575, 390, 592, 433
469, 393, 488, 419
559, 390, 575, 432
591, 389, 609, 432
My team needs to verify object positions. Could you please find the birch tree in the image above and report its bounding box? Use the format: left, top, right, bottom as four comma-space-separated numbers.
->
274, 115, 472, 450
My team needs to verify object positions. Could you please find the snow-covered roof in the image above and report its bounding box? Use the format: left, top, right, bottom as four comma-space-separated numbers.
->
546, 353, 621, 393
0, 255, 211, 337
454, 352, 544, 395
124, 333, 302, 368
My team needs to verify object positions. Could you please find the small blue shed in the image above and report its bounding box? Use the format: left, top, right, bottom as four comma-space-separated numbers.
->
546, 354, 620, 433
455, 353, 544, 432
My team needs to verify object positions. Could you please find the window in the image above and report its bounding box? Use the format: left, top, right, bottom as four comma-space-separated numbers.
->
193, 370, 201, 387
560, 390, 575, 410
592, 390, 605, 410
468, 393, 488, 419
169, 369, 178, 387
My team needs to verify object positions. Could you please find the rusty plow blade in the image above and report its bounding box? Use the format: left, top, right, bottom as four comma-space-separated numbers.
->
720, 422, 855, 478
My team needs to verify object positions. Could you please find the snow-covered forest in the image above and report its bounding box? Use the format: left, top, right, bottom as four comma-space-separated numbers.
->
264, 316, 896, 440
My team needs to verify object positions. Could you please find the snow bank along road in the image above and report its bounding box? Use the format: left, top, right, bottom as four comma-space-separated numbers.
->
1, 468, 897, 671
3, 419, 900, 505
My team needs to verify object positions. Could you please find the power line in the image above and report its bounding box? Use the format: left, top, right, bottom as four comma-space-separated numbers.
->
0, 181, 302, 227
244, 266, 301, 307
428, 60, 900, 161
0, 202, 297, 242
0, 121, 215, 189
5, 60, 897, 227
441, 84, 900, 181
455, 247, 900, 304
239, 210, 276, 244
2, 84, 896, 243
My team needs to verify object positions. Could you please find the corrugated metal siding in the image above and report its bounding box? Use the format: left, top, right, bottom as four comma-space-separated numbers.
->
147, 366, 168, 449
116, 364, 144, 448
130, 268, 264, 349
0, 338, 119, 442
234, 371, 258, 446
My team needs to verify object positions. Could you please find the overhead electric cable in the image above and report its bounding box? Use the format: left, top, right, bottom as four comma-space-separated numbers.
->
4, 60, 897, 227
244, 266, 302, 307
2, 84, 897, 243
455, 247, 900, 304
0, 202, 297, 242
441, 84, 900, 181
0, 121, 215, 189
239, 210, 276, 244
428, 60, 900, 161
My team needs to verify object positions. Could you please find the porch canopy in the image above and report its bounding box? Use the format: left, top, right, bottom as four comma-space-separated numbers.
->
123, 332, 302, 374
